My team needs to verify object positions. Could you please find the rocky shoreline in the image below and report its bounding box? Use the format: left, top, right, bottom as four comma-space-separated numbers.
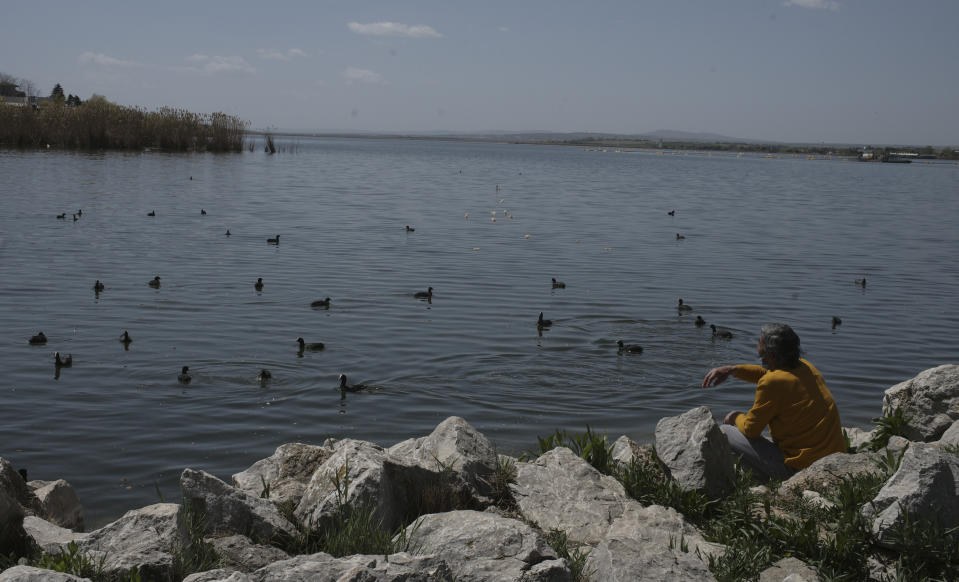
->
2, 364, 958, 582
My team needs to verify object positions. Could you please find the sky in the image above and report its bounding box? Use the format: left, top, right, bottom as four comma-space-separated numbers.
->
2, 0, 957, 145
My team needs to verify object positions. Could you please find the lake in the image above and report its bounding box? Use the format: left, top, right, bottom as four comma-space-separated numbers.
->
1, 138, 957, 527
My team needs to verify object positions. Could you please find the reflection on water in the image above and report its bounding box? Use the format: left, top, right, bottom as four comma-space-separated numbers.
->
1, 140, 957, 527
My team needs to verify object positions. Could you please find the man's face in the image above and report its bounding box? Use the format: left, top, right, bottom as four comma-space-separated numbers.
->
757, 336, 772, 367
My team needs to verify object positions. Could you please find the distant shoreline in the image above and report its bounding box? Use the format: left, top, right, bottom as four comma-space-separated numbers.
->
245, 130, 958, 160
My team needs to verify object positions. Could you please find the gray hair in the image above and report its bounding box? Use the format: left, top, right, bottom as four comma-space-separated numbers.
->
759, 323, 801, 370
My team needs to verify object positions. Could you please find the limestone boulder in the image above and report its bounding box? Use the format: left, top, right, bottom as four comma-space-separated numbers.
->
882, 364, 959, 441
0, 459, 31, 557
843, 427, 875, 452
388, 416, 499, 504
206, 534, 290, 573
403, 509, 568, 582
935, 418, 959, 448
21, 515, 87, 554
232, 443, 333, 507
77, 503, 179, 582
180, 469, 296, 544
863, 442, 959, 548
759, 556, 820, 581
294, 438, 453, 532
778, 452, 884, 497
585, 504, 719, 581
509, 447, 630, 546
0, 566, 90, 581
182, 552, 454, 581
28, 479, 84, 532
655, 406, 735, 498
611, 436, 655, 467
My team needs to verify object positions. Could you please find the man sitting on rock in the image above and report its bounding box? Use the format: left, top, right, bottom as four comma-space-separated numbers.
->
702, 323, 846, 481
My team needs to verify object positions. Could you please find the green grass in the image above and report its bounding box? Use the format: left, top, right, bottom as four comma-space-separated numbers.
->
868, 407, 912, 451
545, 529, 593, 582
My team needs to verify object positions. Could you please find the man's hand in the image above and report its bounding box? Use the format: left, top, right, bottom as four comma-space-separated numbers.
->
702, 365, 737, 388
723, 411, 743, 425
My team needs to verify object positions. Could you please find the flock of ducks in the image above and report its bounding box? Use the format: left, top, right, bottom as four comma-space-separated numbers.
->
42, 204, 864, 392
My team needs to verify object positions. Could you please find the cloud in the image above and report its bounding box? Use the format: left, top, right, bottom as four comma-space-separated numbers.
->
498, 26, 510, 32
343, 67, 385, 85
348, 21, 442, 38
257, 48, 308, 61
184, 54, 256, 74
782, 0, 840, 10
78, 52, 139, 67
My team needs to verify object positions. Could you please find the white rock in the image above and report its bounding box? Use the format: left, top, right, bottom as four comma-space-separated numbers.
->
403, 509, 566, 582
78, 503, 180, 581
388, 416, 499, 503
181, 469, 296, 544
655, 406, 735, 498
232, 443, 333, 507
510, 447, 631, 546
29, 479, 84, 532
21, 515, 88, 554
863, 442, 959, 548
882, 364, 959, 442
0, 565, 90, 581
759, 556, 820, 581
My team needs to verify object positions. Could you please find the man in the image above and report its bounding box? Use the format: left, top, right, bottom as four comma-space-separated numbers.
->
702, 323, 846, 480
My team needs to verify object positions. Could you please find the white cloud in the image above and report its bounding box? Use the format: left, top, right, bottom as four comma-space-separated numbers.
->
78, 52, 139, 67
782, 0, 840, 10
348, 21, 442, 38
184, 54, 256, 74
343, 67, 385, 85
257, 48, 308, 61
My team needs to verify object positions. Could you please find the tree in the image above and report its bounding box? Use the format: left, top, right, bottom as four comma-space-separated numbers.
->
51, 83, 65, 100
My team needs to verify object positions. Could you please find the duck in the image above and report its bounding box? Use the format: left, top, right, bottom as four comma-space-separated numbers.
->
257, 369, 272, 383
710, 324, 733, 339
617, 340, 643, 354
73, 214, 79, 221
677, 298, 693, 311
855, 277, 866, 288
676, 233, 685, 240
267, 235, 280, 244
695, 315, 706, 327
338, 374, 368, 393
254, 277, 264, 291
296, 337, 325, 351
551, 278, 566, 289
311, 297, 332, 308
414, 287, 433, 300
405, 225, 415, 232
56, 213, 66, 219
147, 210, 156, 216
537, 312, 553, 328
120, 330, 132, 344
200, 209, 207, 215
225, 229, 231, 236
28, 332, 47, 345
668, 210, 675, 216
178, 365, 191, 384
54, 352, 72, 367
77, 209, 82, 216
832, 316, 842, 329
93, 280, 105, 292
148, 276, 161, 288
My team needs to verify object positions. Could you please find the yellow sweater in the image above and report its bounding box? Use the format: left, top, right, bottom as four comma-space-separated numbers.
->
733, 359, 846, 469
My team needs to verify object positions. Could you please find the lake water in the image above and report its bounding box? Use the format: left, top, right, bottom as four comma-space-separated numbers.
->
1, 138, 957, 528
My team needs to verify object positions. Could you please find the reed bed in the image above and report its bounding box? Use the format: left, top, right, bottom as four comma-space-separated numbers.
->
0, 98, 247, 152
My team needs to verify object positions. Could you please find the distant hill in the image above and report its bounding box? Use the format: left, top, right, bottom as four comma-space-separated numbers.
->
644, 129, 752, 143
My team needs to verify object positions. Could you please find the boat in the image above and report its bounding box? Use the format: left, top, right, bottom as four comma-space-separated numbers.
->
882, 152, 918, 163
